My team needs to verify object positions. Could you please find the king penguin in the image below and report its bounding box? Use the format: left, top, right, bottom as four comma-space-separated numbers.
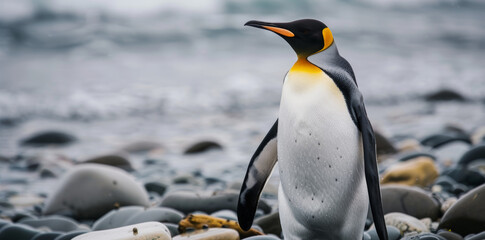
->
237, 19, 388, 240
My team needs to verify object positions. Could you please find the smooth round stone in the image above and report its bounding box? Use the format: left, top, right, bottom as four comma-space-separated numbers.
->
468, 160, 485, 175
161, 190, 270, 214
2, 209, 38, 222
43, 164, 150, 219
375, 130, 397, 156
121, 141, 162, 154
437, 230, 463, 240
164, 223, 179, 237
244, 235, 281, 240
93, 206, 184, 230
53, 230, 92, 240
458, 144, 485, 165
433, 175, 469, 195
433, 142, 471, 166
0, 219, 11, 229
401, 232, 446, 240
73, 222, 171, 240
381, 185, 441, 220
366, 225, 401, 240
442, 165, 485, 187
20, 131, 76, 146
465, 231, 485, 240
211, 210, 237, 221
398, 152, 436, 162
183, 141, 223, 154
32, 232, 63, 240
124, 207, 184, 225
172, 174, 200, 185
19, 216, 80, 232
80, 154, 133, 171
92, 206, 144, 230
421, 132, 470, 149
0, 224, 41, 240
39, 167, 59, 178
424, 89, 466, 102
381, 157, 438, 187
255, 212, 281, 236
384, 212, 429, 235
144, 181, 168, 196
439, 184, 485, 236
173, 228, 239, 240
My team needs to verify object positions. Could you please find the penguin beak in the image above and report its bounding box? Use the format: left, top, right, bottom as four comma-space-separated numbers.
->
245, 20, 295, 38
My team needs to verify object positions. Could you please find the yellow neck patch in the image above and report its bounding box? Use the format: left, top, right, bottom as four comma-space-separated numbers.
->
290, 57, 321, 74
287, 58, 324, 92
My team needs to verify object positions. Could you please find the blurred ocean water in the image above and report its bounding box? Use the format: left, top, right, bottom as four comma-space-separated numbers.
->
0, 0, 484, 163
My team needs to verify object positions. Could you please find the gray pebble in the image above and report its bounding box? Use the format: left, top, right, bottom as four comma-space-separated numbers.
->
161, 190, 271, 215
184, 141, 223, 154
381, 185, 441, 220
255, 212, 281, 236
43, 164, 150, 220
0, 219, 11, 229
465, 231, 485, 240
92, 206, 143, 230
442, 165, 485, 187
164, 222, 179, 237
244, 235, 281, 240
439, 184, 485, 236
0, 224, 41, 240
80, 154, 133, 171
32, 232, 63, 240
20, 131, 76, 146
366, 226, 401, 240
401, 232, 446, 240
93, 206, 184, 230
437, 229, 463, 240
210, 209, 237, 221
54, 230, 89, 240
144, 181, 168, 196
121, 141, 162, 154
19, 216, 80, 232
458, 144, 485, 165
124, 207, 184, 225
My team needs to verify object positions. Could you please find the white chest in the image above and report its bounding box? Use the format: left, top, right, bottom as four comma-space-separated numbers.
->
277, 68, 366, 218
276, 58, 368, 239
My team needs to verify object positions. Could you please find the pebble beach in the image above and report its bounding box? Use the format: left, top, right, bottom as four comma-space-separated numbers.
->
1, 0, 485, 239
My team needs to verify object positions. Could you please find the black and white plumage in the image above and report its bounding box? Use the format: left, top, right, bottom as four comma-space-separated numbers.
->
238, 19, 388, 240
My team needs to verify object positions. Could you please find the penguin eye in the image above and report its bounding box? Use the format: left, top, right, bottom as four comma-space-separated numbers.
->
300, 28, 311, 35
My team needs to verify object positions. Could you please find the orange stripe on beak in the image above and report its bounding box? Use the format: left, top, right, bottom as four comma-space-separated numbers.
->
262, 26, 295, 37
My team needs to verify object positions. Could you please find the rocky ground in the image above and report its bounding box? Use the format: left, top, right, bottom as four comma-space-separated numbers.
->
1, 117, 485, 240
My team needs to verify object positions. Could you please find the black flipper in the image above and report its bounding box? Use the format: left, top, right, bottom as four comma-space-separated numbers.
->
351, 94, 388, 240
237, 119, 278, 231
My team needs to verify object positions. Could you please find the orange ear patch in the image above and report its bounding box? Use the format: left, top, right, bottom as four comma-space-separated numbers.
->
322, 28, 334, 51
263, 26, 295, 37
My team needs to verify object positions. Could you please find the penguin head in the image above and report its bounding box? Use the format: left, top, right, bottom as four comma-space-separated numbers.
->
245, 19, 334, 58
